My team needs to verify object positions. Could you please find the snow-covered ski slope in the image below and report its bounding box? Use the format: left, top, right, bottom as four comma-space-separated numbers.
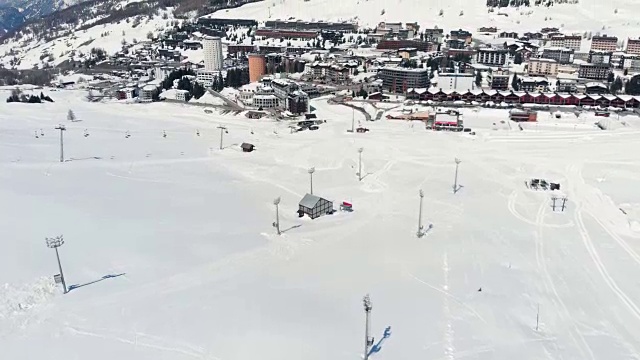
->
214, 0, 640, 38
2, 89, 640, 359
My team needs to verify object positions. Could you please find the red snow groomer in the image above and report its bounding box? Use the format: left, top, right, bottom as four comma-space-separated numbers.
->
340, 201, 353, 212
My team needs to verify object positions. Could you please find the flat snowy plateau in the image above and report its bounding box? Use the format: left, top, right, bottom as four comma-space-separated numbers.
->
2, 90, 640, 360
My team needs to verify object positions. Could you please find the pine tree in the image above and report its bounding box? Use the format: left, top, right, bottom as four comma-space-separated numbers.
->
514, 52, 523, 65
67, 109, 76, 121
611, 76, 624, 94
511, 74, 520, 91
475, 71, 482, 87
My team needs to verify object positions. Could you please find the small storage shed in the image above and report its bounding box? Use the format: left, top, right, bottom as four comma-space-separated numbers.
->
298, 193, 333, 219
241, 143, 255, 152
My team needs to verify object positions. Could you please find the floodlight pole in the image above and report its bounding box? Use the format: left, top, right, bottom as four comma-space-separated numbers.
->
308, 167, 315, 195
453, 158, 461, 194
55, 125, 66, 162
363, 294, 372, 360
418, 189, 424, 237
274, 197, 281, 235
217, 125, 227, 150
46, 235, 67, 294
358, 147, 364, 181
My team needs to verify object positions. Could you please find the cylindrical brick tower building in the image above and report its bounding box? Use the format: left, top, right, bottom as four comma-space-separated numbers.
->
248, 54, 266, 83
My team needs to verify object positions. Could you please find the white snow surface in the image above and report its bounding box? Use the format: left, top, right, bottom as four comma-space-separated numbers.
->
2, 90, 640, 359
215, 0, 640, 38
191, 92, 225, 105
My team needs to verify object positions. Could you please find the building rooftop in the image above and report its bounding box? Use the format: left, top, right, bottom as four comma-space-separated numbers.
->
585, 83, 607, 90
580, 62, 611, 67
299, 193, 322, 208
543, 47, 574, 52
380, 66, 428, 73
592, 35, 618, 40
530, 58, 557, 63
253, 94, 278, 100
478, 48, 508, 53
439, 72, 474, 77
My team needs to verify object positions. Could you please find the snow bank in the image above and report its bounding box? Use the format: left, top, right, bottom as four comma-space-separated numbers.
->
191, 92, 224, 105
0, 277, 58, 329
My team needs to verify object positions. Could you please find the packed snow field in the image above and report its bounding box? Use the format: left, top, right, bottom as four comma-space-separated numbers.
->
217, 0, 640, 39
2, 89, 640, 359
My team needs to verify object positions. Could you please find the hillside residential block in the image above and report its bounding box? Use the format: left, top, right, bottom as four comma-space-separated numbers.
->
527, 58, 558, 76
627, 38, 640, 55
476, 48, 508, 66
438, 73, 475, 92
378, 67, 430, 93
588, 51, 613, 65
590, 35, 618, 52
550, 35, 582, 51
578, 63, 611, 80
541, 47, 574, 64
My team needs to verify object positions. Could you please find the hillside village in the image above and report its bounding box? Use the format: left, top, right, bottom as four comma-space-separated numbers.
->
2, 0, 640, 120
16, 14, 640, 119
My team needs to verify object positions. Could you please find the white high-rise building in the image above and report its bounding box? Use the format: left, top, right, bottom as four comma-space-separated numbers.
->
203, 36, 223, 71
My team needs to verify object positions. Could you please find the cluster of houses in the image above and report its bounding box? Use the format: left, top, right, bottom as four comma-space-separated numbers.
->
86, 13, 640, 111
404, 88, 640, 108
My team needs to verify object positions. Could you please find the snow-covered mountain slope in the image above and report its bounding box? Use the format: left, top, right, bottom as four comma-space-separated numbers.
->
0, 0, 260, 69
2, 90, 640, 359
0, 0, 84, 33
215, 0, 640, 38
0, 11, 173, 69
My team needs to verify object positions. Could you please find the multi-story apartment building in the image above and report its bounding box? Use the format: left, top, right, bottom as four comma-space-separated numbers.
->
447, 39, 466, 50
541, 47, 574, 64
590, 35, 618, 52
327, 65, 350, 83
528, 58, 558, 76
202, 36, 224, 71
423, 28, 444, 43
252, 92, 280, 109
489, 74, 509, 90
550, 35, 582, 51
588, 50, 613, 65
377, 40, 435, 52
196, 70, 221, 87
270, 78, 299, 99
626, 38, 640, 55
450, 29, 473, 44
438, 73, 475, 92
476, 48, 508, 66
520, 78, 549, 92
549, 36, 565, 48
557, 79, 578, 93
499, 31, 518, 39
578, 63, 611, 80
564, 36, 583, 51
378, 67, 430, 93
287, 91, 309, 114
621, 54, 640, 72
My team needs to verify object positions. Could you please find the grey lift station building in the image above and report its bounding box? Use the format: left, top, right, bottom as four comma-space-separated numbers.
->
298, 193, 333, 219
